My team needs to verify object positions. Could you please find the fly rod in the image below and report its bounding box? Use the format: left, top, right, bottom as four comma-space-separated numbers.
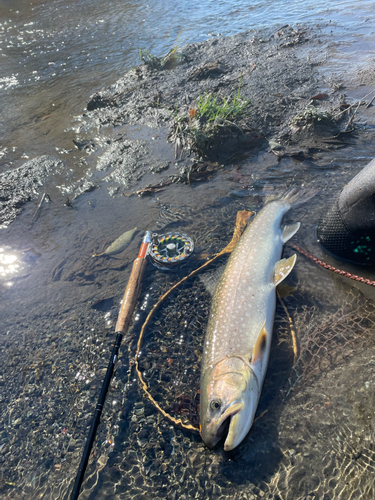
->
70, 231, 152, 500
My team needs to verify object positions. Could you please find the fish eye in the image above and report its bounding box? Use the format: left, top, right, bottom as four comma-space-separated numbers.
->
210, 399, 221, 411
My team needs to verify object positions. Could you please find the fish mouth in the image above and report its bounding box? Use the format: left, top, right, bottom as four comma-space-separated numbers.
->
214, 402, 244, 448
201, 402, 244, 449
223, 411, 242, 451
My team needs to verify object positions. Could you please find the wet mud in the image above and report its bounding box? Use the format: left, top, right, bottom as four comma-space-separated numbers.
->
0, 156, 65, 228
1, 23, 375, 500
2, 25, 373, 221
71, 25, 355, 198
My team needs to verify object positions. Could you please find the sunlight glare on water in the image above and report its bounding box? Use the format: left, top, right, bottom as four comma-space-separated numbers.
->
0, 248, 19, 276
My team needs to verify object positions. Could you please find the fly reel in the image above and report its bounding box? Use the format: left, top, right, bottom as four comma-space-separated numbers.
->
148, 232, 194, 269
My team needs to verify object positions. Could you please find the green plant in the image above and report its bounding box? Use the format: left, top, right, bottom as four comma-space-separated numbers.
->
294, 105, 332, 125
167, 106, 186, 135
163, 78, 250, 157
195, 79, 249, 123
138, 48, 163, 69
139, 32, 181, 70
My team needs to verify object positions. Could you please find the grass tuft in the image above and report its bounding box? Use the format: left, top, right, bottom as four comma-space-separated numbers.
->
139, 33, 181, 70
195, 79, 249, 123
195, 92, 243, 121
185, 79, 250, 154
166, 77, 251, 159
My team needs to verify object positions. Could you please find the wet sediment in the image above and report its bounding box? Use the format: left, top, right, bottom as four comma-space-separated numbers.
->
2, 25, 373, 222
55, 24, 367, 204
0, 156, 64, 228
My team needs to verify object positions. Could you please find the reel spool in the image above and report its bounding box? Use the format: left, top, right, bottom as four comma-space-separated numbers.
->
148, 232, 194, 270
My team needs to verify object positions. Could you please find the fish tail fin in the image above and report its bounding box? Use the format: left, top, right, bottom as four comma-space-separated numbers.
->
263, 187, 317, 207
280, 187, 318, 208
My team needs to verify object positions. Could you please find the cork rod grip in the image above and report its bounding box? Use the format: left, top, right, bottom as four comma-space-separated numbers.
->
115, 257, 147, 334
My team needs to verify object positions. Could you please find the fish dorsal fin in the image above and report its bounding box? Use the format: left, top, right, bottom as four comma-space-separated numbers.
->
281, 222, 300, 243
199, 264, 225, 297
273, 254, 297, 286
252, 321, 267, 364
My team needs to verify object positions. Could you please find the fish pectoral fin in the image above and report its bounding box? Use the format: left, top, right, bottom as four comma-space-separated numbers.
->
273, 254, 297, 286
252, 321, 267, 364
281, 222, 300, 243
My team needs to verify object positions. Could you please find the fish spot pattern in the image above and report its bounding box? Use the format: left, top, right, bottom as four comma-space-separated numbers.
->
202, 199, 292, 370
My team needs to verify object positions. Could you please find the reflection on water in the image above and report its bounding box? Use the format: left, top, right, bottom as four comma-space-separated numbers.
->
0, 247, 40, 294
0, 248, 19, 276
0, 247, 29, 290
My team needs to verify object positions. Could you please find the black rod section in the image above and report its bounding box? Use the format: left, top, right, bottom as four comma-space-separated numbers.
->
70, 332, 123, 500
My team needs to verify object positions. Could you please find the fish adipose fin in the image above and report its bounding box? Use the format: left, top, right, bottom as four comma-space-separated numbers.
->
273, 254, 297, 286
252, 321, 267, 363
281, 222, 300, 243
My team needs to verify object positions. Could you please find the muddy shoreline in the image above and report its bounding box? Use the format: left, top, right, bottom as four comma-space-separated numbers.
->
1, 24, 375, 500
2, 24, 374, 225
76, 24, 346, 195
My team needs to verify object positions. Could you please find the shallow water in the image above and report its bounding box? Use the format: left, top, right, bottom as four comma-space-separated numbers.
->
1, 1, 375, 499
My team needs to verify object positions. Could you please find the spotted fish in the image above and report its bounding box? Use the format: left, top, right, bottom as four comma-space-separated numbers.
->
200, 189, 314, 451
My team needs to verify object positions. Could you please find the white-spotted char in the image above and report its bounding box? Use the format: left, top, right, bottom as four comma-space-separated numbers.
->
200, 189, 314, 451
